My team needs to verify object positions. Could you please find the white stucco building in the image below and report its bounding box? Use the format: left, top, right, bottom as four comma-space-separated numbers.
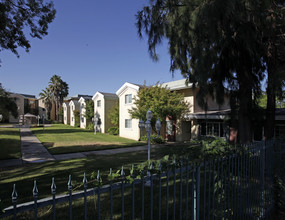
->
62, 102, 70, 125
92, 92, 118, 133
69, 100, 80, 126
79, 96, 92, 129
116, 82, 144, 140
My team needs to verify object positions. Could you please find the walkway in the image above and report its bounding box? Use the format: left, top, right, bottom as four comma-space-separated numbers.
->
20, 127, 55, 163
0, 127, 166, 168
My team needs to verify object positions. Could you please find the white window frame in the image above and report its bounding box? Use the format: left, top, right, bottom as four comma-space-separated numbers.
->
97, 100, 101, 107
125, 119, 132, 129
125, 94, 132, 104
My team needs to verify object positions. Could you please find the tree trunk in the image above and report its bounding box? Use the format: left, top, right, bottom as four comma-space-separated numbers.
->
264, 63, 276, 139
238, 71, 253, 144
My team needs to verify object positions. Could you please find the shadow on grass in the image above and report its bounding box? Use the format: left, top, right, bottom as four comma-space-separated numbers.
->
32, 128, 91, 135
44, 142, 146, 155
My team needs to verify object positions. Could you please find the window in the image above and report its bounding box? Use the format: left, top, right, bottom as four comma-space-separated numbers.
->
125, 94, 132, 104
81, 117, 84, 123
275, 125, 285, 139
97, 100, 101, 107
200, 122, 224, 137
125, 119, 132, 128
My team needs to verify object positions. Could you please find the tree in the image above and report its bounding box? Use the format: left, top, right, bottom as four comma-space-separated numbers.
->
0, 0, 56, 63
261, 1, 285, 139
48, 75, 69, 121
136, 0, 284, 143
108, 101, 119, 127
39, 87, 52, 120
0, 83, 18, 121
129, 84, 189, 131
84, 99, 94, 126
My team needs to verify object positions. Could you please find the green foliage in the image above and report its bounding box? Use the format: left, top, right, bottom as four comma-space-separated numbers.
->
107, 127, 119, 135
141, 134, 165, 144
136, 0, 285, 143
129, 84, 189, 123
48, 75, 69, 121
86, 123, 94, 131
84, 100, 94, 122
0, 83, 18, 121
0, 0, 56, 60
73, 110, 80, 127
39, 87, 53, 120
108, 101, 119, 127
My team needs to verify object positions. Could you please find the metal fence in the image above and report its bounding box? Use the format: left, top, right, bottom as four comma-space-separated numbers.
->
1, 140, 278, 219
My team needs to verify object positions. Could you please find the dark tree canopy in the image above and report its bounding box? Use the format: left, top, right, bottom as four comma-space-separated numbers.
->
0, 83, 18, 120
136, 0, 285, 143
0, 0, 56, 59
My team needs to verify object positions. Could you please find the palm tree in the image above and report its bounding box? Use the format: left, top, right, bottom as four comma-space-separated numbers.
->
49, 75, 69, 121
39, 87, 53, 120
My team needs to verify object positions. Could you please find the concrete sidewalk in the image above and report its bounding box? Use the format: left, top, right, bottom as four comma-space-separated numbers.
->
0, 127, 167, 168
20, 127, 55, 163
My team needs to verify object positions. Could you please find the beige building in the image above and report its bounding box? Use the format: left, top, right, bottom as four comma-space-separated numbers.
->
92, 92, 118, 133
62, 102, 70, 125
79, 96, 92, 129
161, 79, 230, 141
69, 100, 80, 126
116, 82, 144, 140
8, 93, 38, 123
116, 79, 230, 141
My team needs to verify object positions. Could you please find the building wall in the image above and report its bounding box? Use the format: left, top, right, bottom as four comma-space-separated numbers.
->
38, 98, 47, 119
176, 88, 194, 113
119, 87, 140, 140
80, 101, 87, 129
63, 103, 70, 125
70, 101, 80, 126
94, 94, 105, 133
193, 89, 230, 112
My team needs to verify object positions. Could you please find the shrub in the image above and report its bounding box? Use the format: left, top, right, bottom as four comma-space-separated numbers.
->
108, 127, 119, 135
141, 134, 165, 144
86, 123, 94, 131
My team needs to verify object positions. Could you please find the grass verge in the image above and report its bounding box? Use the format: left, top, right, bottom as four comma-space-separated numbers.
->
0, 128, 21, 160
31, 124, 144, 154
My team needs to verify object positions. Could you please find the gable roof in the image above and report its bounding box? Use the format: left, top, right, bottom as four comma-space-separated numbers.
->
116, 82, 144, 97
92, 91, 118, 101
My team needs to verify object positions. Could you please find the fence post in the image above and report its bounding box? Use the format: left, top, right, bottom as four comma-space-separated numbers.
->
83, 173, 87, 220
260, 141, 265, 218
51, 177, 56, 220
68, 175, 73, 220
196, 166, 200, 220
33, 180, 38, 220
12, 184, 18, 220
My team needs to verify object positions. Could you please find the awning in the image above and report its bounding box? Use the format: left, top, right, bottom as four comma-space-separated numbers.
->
184, 109, 231, 120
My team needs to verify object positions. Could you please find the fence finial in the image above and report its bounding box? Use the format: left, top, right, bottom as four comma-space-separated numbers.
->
158, 160, 162, 171
33, 180, 38, 198
68, 175, 72, 191
12, 183, 18, 202
51, 177, 56, 195
121, 166, 125, 177
83, 172, 88, 188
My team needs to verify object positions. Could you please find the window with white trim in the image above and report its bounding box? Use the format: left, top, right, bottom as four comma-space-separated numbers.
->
125, 94, 132, 104
125, 119, 132, 128
97, 100, 101, 107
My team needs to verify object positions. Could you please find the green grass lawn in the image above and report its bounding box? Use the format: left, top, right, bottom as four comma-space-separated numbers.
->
0, 128, 21, 160
0, 144, 196, 204
31, 124, 144, 154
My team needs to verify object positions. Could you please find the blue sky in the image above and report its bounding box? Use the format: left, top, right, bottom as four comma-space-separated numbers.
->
0, 0, 183, 97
